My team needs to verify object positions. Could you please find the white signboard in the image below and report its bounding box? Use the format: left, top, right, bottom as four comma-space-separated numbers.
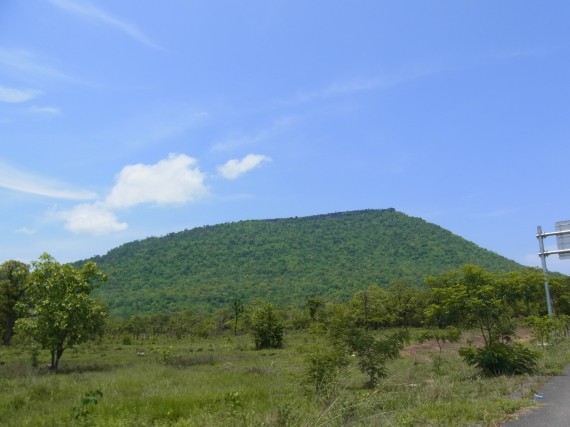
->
555, 220, 570, 260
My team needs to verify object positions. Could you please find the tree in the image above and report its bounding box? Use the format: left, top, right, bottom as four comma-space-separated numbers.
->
385, 280, 426, 328
419, 326, 461, 370
0, 260, 30, 345
426, 264, 540, 376
306, 297, 323, 322
352, 329, 408, 388
425, 264, 512, 345
231, 298, 244, 335
350, 285, 389, 330
250, 301, 284, 350
16, 253, 107, 370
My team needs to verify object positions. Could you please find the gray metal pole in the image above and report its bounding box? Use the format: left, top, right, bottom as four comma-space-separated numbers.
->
537, 225, 554, 315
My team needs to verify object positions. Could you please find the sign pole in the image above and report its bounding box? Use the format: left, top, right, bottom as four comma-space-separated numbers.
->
537, 225, 554, 315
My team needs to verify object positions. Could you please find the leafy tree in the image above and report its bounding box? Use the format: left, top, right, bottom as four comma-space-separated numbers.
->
324, 300, 408, 388
498, 269, 544, 317
425, 264, 513, 345
303, 337, 349, 394
0, 260, 29, 345
385, 280, 427, 328
16, 253, 107, 370
349, 285, 389, 330
352, 329, 408, 388
306, 297, 324, 322
419, 326, 461, 370
426, 264, 544, 376
526, 314, 566, 349
250, 301, 284, 350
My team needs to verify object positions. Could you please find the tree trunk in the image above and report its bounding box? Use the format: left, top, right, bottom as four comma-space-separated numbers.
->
2, 313, 16, 346
55, 345, 65, 370
50, 345, 65, 371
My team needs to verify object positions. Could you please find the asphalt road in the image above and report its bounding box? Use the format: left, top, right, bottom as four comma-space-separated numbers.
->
501, 365, 570, 426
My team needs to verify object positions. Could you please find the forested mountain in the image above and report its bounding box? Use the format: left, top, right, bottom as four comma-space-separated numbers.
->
82, 209, 523, 317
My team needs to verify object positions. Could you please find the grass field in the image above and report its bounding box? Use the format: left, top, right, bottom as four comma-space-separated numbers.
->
1, 329, 568, 427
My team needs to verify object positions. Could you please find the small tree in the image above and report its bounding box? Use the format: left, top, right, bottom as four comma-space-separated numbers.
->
303, 338, 349, 394
352, 329, 408, 388
16, 253, 107, 370
419, 326, 461, 370
425, 265, 513, 346
306, 297, 323, 322
250, 302, 284, 350
0, 260, 29, 345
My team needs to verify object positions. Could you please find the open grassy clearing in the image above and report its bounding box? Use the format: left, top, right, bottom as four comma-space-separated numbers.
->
1, 329, 568, 427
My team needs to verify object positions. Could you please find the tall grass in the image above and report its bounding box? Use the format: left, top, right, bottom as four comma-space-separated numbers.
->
1, 331, 569, 426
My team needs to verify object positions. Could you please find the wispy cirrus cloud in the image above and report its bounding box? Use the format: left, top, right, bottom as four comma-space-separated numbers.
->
0, 48, 74, 82
0, 160, 97, 200
48, 0, 164, 51
0, 85, 41, 103
290, 66, 442, 105
218, 154, 272, 180
28, 106, 62, 115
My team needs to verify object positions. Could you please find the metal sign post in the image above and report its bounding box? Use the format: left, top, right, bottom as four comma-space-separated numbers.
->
536, 222, 570, 315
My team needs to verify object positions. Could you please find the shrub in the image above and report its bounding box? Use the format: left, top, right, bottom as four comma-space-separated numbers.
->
303, 342, 349, 393
459, 342, 539, 376
250, 302, 284, 350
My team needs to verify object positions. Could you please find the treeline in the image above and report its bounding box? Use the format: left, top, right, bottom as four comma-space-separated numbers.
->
101, 266, 570, 342
80, 209, 523, 317
4, 254, 570, 379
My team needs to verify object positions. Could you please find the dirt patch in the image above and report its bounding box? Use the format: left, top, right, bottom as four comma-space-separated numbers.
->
402, 328, 534, 357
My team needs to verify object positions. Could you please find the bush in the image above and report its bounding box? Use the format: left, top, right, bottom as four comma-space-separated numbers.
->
459, 342, 539, 376
250, 302, 284, 350
303, 342, 349, 393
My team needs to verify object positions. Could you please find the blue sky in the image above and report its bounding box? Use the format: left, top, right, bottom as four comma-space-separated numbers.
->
1, 1, 569, 275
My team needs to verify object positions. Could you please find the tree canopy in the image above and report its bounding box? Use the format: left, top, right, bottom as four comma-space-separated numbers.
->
16, 253, 107, 370
0, 260, 29, 345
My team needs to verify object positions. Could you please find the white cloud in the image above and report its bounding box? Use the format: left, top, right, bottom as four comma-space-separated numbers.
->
218, 154, 271, 180
48, 0, 163, 50
28, 106, 62, 115
0, 160, 97, 200
0, 48, 74, 82
105, 153, 208, 209
14, 227, 37, 235
58, 203, 127, 235
0, 85, 41, 103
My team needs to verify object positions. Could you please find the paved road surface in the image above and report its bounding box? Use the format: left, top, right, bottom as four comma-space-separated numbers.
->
502, 365, 570, 426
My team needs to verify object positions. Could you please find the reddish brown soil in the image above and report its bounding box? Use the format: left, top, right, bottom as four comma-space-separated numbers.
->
401, 328, 533, 357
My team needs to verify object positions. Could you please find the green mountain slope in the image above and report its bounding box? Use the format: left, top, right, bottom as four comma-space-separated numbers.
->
85, 209, 522, 317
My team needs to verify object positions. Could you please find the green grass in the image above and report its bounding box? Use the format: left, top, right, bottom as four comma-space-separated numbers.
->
1, 331, 569, 426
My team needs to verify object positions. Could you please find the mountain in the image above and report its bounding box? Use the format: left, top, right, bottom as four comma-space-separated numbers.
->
84, 209, 523, 317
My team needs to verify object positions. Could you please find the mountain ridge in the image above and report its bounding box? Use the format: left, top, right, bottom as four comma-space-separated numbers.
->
83, 209, 523, 317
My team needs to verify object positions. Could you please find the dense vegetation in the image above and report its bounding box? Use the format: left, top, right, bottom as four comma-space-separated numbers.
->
83, 209, 522, 317
3, 210, 570, 425
2, 259, 570, 426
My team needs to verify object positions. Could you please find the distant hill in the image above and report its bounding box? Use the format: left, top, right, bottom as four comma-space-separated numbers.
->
83, 209, 523, 317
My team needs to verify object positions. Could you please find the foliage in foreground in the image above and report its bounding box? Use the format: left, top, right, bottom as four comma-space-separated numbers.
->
459, 342, 539, 376
15, 253, 107, 370
2, 331, 570, 427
